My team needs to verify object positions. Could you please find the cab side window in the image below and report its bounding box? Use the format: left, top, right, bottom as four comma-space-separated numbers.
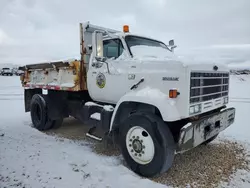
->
103, 39, 124, 59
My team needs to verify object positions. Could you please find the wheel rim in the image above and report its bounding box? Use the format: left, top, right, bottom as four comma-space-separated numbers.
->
126, 126, 155, 165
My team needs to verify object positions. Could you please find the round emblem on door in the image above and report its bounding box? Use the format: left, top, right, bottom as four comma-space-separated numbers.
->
96, 73, 106, 88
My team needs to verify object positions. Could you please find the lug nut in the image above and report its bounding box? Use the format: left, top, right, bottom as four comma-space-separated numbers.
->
139, 154, 142, 157
129, 139, 132, 142
142, 151, 144, 154
135, 153, 137, 156
142, 145, 145, 149
136, 136, 139, 139
129, 144, 132, 147
132, 136, 135, 139
141, 140, 143, 143
131, 149, 134, 153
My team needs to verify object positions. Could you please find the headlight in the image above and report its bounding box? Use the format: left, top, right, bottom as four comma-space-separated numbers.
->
189, 104, 202, 115
189, 106, 195, 114
194, 105, 200, 112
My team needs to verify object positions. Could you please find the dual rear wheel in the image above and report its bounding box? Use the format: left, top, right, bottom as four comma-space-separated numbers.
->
30, 94, 63, 131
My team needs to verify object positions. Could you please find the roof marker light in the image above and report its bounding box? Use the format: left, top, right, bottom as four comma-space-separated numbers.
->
123, 25, 129, 33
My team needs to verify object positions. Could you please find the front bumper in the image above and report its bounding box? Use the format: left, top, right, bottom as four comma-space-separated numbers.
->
177, 107, 235, 153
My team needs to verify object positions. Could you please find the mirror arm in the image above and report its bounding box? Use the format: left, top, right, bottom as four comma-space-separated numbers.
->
103, 61, 111, 74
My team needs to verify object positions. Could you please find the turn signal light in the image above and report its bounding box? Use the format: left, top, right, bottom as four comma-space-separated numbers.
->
169, 89, 179, 98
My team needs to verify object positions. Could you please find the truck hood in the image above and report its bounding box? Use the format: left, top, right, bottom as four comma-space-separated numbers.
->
128, 55, 229, 72
175, 55, 229, 72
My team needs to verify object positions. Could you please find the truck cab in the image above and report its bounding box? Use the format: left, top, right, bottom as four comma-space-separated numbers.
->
83, 23, 233, 127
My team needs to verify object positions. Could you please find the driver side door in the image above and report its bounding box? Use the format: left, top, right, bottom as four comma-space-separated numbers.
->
87, 38, 131, 104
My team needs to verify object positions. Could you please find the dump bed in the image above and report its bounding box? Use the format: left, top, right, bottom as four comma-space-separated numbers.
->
19, 59, 87, 91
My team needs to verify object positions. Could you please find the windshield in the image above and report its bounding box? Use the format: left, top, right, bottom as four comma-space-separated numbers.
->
125, 35, 173, 59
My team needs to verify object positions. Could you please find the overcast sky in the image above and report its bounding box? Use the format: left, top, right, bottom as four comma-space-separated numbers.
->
0, 0, 249, 65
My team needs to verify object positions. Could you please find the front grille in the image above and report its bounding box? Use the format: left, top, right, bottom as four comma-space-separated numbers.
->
190, 72, 229, 104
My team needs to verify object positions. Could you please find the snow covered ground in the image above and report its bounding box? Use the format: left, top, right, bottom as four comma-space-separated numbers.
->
0, 75, 250, 188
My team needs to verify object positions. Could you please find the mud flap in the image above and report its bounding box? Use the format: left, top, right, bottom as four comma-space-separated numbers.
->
24, 89, 42, 112
177, 107, 236, 153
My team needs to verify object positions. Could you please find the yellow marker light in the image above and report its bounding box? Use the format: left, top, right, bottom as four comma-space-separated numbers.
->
123, 25, 129, 33
169, 89, 179, 98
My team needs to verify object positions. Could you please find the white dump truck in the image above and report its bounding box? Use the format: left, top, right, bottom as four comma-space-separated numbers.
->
19, 22, 235, 177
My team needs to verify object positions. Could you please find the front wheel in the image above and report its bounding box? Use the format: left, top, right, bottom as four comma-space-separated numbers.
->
119, 112, 176, 177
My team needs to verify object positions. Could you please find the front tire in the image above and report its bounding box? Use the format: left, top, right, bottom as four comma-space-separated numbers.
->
119, 112, 175, 177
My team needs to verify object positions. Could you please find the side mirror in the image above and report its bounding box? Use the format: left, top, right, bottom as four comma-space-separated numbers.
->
91, 31, 111, 74
168, 39, 177, 52
92, 31, 104, 57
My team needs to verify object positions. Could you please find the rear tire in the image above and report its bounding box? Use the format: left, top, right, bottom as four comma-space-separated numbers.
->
119, 112, 175, 177
30, 94, 63, 131
30, 94, 54, 131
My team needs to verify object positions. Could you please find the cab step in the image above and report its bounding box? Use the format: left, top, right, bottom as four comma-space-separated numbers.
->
82, 102, 114, 140
86, 126, 102, 141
